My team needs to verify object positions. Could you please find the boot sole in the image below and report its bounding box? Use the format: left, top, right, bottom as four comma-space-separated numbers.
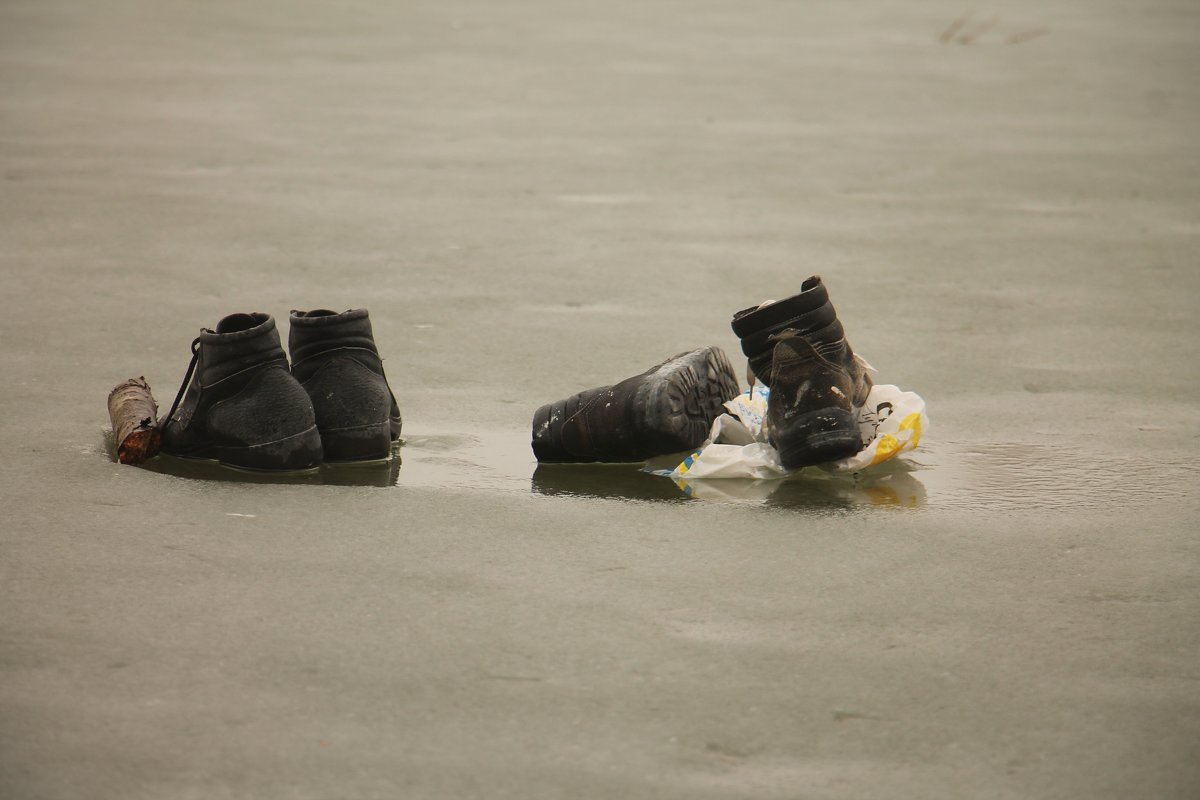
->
320, 420, 400, 463
188, 424, 324, 471
770, 408, 862, 469
634, 346, 741, 458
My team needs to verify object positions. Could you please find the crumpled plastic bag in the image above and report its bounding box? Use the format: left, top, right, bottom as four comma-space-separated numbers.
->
665, 383, 927, 481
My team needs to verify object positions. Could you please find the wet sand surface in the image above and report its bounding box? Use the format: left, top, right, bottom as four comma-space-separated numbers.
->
2, 0, 1199, 797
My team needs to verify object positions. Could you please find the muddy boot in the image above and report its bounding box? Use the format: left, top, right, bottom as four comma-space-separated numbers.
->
288, 309, 402, 462
762, 330, 872, 468
160, 313, 323, 471
531, 346, 740, 463
731, 276, 873, 469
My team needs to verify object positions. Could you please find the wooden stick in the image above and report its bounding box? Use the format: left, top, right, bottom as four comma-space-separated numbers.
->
107, 377, 162, 465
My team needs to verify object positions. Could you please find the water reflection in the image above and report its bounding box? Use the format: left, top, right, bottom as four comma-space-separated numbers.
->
127, 447, 401, 486
693, 463, 927, 510
100, 426, 1197, 511
532, 460, 926, 509
531, 463, 690, 503
103, 426, 929, 502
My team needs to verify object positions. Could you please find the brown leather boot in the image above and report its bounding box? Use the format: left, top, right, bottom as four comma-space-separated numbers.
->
763, 329, 872, 469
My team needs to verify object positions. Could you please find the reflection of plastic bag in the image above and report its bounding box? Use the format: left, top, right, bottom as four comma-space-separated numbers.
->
674, 461, 927, 507
667, 383, 927, 481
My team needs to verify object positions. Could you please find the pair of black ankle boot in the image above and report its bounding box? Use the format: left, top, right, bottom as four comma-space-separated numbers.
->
160, 309, 402, 471
532, 276, 872, 470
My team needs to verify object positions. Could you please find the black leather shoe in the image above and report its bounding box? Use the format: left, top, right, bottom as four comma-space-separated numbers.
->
288, 309, 402, 462
160, 313, 323, 471
531, 347, 740, 463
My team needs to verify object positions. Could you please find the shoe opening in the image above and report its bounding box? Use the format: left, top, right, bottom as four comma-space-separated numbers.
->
215, 313, 269, 334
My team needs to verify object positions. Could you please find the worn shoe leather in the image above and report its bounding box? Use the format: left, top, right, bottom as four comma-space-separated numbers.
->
763, 329, 872, 469
532, 347, 740, 463
289, 308, 402, 462
161, 313, 322, 471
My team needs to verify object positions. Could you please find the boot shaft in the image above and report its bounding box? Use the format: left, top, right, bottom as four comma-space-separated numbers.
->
196, 313, 288, 384
288, 308, 381, 365
731, 276, 844, 385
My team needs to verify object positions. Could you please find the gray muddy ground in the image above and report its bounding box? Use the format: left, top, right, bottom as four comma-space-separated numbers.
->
2, 0, 1198, 798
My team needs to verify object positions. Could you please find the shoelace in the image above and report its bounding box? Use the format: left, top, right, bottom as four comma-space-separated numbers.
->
161, 337, 201, 429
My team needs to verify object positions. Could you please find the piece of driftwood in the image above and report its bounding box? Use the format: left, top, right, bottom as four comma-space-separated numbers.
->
107, 377, 162, 465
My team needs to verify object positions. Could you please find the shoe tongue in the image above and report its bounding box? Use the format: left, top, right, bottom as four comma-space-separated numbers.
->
215, 313, 264, 334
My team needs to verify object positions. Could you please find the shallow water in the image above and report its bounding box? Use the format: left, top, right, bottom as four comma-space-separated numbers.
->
117, 426, 1197, 518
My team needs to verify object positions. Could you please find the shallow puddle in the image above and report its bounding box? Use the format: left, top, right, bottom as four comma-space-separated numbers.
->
105, 428, 1196, 514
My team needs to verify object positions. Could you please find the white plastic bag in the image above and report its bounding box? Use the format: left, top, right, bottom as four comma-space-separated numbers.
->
667, 383, 927, 481
827, 384, 927, 472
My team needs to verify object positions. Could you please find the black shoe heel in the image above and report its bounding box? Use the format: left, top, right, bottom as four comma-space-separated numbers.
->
209, 425, 324, 471
320, 421, 395, 463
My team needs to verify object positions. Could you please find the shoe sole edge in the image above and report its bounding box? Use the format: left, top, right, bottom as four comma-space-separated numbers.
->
770, 408, 862, 469
320, 420, 398, 463
635, 346, 741, 457
189, 424, 324, 471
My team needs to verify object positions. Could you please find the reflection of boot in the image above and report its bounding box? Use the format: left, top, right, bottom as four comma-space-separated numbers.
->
288, 309, 402, 462
161, 313, 323, 471
765, 464, 927, 510
532, 347, 740, 463
531, 464, 687, 502
732, 276, 872, 469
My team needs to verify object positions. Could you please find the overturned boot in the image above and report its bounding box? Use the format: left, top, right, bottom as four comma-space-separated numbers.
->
161, 313, 323, 471
731, 276, 873, 469
288, 309, 402, 462
532, 347, 740, 463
